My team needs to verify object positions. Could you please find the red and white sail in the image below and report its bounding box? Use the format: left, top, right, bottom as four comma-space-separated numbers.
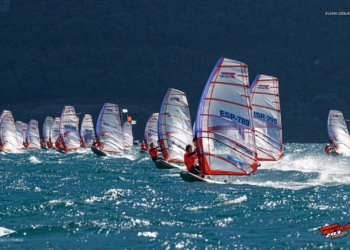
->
80, 114, 95, 148
250, 75, 282, 161
0, 112, 17, 152
0, 110, 13, 122
158, 88, 193, 163
43, 117, 54, 143
327, 110, 350, 154
196, 58, 259, 175
144, 113, 159, 150
96, 103, 124, 153
50, 117, 60, 145
59, 106, 80, 151
122, 122, 133, 148
15, 121, 25, 148
26, 119, 40, 149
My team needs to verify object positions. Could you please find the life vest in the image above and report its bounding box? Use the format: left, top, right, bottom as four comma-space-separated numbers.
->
141, 143, 146, 150
324, 146, 331, 154
184, 151, 196, 171
149, 148, 158, 158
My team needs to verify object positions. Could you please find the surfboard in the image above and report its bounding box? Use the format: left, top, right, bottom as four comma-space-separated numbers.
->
179, 171, 227, 184
144, 113, 159, 150
0, 227, 16, 237
93, 103, 124, 156
327, 110, 350, 155
122, 121, 133, 148
140, 149, 148, 153
190, 57, 259, 181
158, 88, 193, 167
80, 114, 95, 148
250, 75, 283, 161
54, 147, 67, 154
91, 146, 108, 156
26, 119, 40, 149
154, 159, 186, 170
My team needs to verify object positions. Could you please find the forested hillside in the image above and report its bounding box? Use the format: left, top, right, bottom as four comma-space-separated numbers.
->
1, 0, 350, 142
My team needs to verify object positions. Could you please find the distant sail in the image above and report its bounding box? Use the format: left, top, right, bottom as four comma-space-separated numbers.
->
144, 113, 159, 150
59, 106, 80, 151
158, 88, 193, 163
327, 110, 350, 154
26, 119, 40, 149
250, 75, 282, 161
15, 121, 25, 148
50, 117, 60, 145
21, 122, 28, 141
196, 58, 259, 175
96, 103, 124, 153
80, 114, 95, 148
43, 117, 54, 142
0, 110, 13, 122
0, 112, 17, 152
122, 121, 133, 148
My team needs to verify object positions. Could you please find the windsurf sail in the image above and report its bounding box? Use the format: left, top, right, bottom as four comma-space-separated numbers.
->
21, 122, 28, 141
95, 103, 124, 153
0, 112, 17, 152
26, 119, 40, 149
42, 117, 54, 143
250, 75, 282, 161
195, 57, 259, 176
15, 121, 25, 148
50, 117, 60, 145
0, 227, 16, 237
327, 110, 350, 154
122, 121, 133, 148
144, 113, 159, 150
59, 106, 80, 151
80, 114, 95, 148
158, 88, 193, 163
0, 110, 12, 123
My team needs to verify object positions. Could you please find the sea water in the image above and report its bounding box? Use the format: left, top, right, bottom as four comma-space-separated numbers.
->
0, 144, 349, 249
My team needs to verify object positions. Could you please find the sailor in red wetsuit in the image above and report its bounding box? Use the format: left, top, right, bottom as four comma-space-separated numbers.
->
40, 139, 44, 146
149, 142, 161, 162
140, 140, 146, 150
184, 144, 200, 176
23, 140, 28, 148
324, 141, 336, 155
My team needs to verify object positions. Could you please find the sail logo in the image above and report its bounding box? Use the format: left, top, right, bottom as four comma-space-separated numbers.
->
257, 85, 269, 89
220, 72, 236, 78
106, 108, 117, 113
319, 222, 350, 240
85, 129, 93, 133
170, 98, 180, 102
220, 110, 250, 127
103, 122, 118, 130
64, 125, 76, 130
254, 112, 277, 125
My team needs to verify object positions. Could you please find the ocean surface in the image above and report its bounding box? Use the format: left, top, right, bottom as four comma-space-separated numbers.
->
1, 143, 350, 249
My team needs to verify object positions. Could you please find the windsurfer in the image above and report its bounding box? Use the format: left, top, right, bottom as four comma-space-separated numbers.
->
140, 140, 146, 150
23, 140, 28, 148
184, 144, 200, 176
149, 142, 161, 162
40, 139, 44, 146
324, 141, 336, 155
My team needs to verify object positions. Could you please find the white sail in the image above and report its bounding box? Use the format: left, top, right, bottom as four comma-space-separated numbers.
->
15, 121, 25, 148
327, 110, 350, 154
0, 110, 13, 123
59, 106, 80, 151
80, 114, 95, 148
196, 58, 259, 175
144, 113, 159, 150
43, 117, 54, 142
0, 113, 17, 152
122, 121, 133, 148
250, 75, 282, 161
96, 103, 124, 153
158, 88, 193, 163
50, 117, 60, 145
26, 119, 40, 149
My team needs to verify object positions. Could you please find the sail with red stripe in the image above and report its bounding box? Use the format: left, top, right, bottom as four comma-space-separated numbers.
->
50, 117, 60, 145
15, 121, 25, 148
250, 75, 282, 161
26, 119, 40, 149
0, 112, 17, 152
96, 103, 124, 153
144, 113, 159, 150
158, 88, 193, 163
122, 122, 133, 148
80, 114, 95, 148
43, 117, 54, 143
59, 106, 80, 151
195, 57, 259, 175
327, 110, 350, 154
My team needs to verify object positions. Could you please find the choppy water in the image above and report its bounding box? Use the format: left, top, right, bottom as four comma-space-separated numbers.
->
1, 143, 350, 249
